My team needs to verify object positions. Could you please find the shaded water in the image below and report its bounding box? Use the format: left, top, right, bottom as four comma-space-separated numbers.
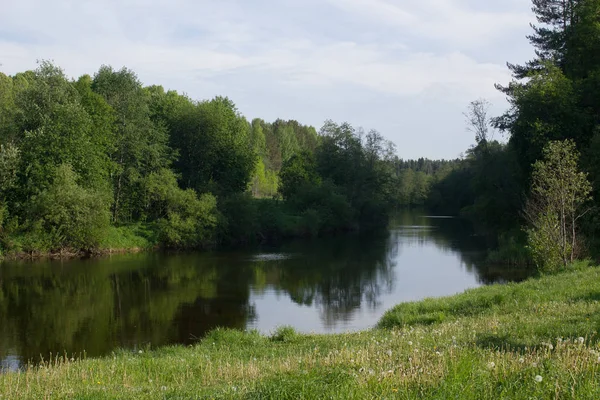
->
0, 211, 529, 370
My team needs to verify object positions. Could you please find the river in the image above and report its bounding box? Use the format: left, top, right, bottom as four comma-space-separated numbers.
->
0, 211, 528, 370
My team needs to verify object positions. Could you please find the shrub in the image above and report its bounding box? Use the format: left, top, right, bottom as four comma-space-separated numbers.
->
32, 164, 111, 250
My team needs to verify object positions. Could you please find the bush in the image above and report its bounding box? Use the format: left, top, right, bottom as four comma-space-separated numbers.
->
32, 164, 111, 251
218, 193, 260, 245
144, 169, 218, 248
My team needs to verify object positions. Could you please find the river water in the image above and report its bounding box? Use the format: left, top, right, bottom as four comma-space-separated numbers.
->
0, 211, 528, 370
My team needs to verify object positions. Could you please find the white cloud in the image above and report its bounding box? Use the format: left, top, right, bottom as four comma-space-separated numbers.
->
0, 0, 534, 158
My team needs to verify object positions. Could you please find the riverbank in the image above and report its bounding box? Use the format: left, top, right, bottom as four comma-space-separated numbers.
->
2, 263, 600, 399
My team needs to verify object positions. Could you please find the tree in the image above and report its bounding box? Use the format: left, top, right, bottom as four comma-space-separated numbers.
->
278, 151, 321, 200
143, 169, 218, 248
92, 66, 174, 223
168, 96, 256, 196
525, 139, 592, 272
507, 0, 581, 78
33, 164, 111, 250
14, 62, 113, 198
464, 99, 493, 147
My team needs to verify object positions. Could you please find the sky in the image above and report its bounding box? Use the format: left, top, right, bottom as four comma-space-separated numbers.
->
0, 0, 536, 159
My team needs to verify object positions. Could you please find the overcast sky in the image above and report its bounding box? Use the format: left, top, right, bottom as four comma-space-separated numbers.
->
0, 0, 536, 159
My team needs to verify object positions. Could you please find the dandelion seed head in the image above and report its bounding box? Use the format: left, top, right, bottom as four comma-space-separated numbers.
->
578, 337, 585, 344
488, 362, 495, 369
386, 350, 392, 357
535, 375, 543, 383
519, 358, 524, 363
138, 350, 143, 354
161, 386, 167, 391
408, 341, 413, 346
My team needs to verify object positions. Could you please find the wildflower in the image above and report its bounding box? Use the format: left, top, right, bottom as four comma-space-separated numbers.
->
161, 386, 167, 391
70, 358, 75, 362
386, 350, 393, 357
548, 344, 553, 350
488, 362, 495, 369
138, 350, 143, 354
535, 375, 543, 383
408, 341, 413, 346
392, 388, 398, 393
149, 379, 153, 383
532, 362, 537, 367
519, 358, 524, 363
435, 352, 442, 356
578, 337, 585, 344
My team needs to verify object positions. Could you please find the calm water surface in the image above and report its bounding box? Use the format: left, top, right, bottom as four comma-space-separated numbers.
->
0, 211, 528, 370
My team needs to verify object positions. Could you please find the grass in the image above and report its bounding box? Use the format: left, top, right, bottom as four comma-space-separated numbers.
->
3, 263, 600, 398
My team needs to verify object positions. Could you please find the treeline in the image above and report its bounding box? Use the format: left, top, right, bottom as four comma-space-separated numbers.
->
0, 63, 398, 255
423, 0, 600, 271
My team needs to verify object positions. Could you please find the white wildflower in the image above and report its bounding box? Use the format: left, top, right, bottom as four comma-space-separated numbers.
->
519, 358, 524, 363
488, 362, 495, 369
578, 337, 585, 344
386, 350, 393, 357
408, 341, 413, 346
535, 375, 543, 383
138, 350, 143, 354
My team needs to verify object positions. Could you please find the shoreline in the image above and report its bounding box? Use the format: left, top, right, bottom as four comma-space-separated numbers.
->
0, 246, 151, 262
1, 264, 599, 398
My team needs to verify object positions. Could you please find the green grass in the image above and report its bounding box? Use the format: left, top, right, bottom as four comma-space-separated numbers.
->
98, 223, 158, 251
3, 264, 600, 399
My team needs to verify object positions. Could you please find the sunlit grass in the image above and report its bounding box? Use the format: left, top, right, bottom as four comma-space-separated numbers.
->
2, 264, 600, 399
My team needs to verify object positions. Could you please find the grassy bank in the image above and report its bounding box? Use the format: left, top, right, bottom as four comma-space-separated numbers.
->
2, 264, 600, 399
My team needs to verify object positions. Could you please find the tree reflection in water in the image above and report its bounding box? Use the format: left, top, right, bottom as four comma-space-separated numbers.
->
0, 211, 529, 367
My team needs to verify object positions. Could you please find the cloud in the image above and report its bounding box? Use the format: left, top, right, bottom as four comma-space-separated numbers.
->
0, 0, 534, 158
325, 0, 532, 49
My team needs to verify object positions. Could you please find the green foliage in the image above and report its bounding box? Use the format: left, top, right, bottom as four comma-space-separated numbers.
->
217, 193, 260, 245
0, 62, 401, 255
486, 232, 533, 266
14, 62, 113, 196
0, 142, 19, 196
278, 151, 320, 200
143, 169, 218, 248
525, 140, 592, 273
168, 96, 256, 196
270, 326, 300, 343
32, 164, 111, 250
92, 65, 174, 223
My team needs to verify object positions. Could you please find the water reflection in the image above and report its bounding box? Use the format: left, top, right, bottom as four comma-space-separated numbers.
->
0, 211, 530, 367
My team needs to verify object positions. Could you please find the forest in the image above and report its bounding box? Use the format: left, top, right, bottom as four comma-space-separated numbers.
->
2, 0, 600, 274
0, 62, 413, 255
